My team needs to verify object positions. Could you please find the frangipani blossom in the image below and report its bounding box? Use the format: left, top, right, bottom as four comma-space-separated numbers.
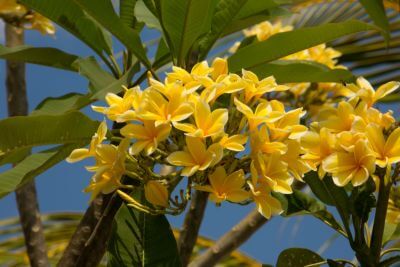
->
196, 167, 249, 204
144, 181, 169, 208
218, 134, 248, 152
366, 124, 400, 167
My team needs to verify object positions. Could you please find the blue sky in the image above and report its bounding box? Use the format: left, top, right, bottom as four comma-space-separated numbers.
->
0, 23, 356, 265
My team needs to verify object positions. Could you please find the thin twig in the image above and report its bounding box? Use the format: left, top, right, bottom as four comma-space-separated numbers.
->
178, 190, 209, 266
189, 209, 267, 267
5, 23, 50, 267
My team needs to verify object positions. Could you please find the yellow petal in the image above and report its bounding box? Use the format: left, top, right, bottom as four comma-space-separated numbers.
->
66, 148, 90, 163
167, 151, 196, 167
145, 181, 169, 207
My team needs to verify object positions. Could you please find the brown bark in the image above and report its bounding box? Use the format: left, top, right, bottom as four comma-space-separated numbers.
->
178, 190, 209, 266
189, 209, 267, 267
5, 23, 50, 267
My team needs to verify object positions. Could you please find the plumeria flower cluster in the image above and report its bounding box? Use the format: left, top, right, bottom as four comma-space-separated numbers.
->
66, 57, 400, 219
0, 0, 55, 34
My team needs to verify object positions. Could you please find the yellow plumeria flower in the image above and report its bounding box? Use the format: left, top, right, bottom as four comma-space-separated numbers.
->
144, 180, 169, 208
92, 87, 141, 122
167, 61, 213, 89
366, 124, 400, 167
167, 136, 222, 176
28, 13, 56, 35
173, 100, 228, 138
301, 127, 336, 177
318, 101, 357, 133
218, 134, 248, 152
267, 107, 307, 140
250, 125, 287, 155
195, 167, 249, 204
252, 153, 293, 194
244, 20, 293, 42
323, 140, 376, 187
210, 57, 228, 81
138, 89, 193, 126
345, 77, 400, 107
66, 121, 107, 163
281, 140, 311, 181
120, 121, 171, 156
200, 73, 245, 103
242, 70, 289, 102
234, 98, 283, 131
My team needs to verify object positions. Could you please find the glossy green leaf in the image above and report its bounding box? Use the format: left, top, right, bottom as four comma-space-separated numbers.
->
0, 112, 99, 164
73, 0, 150, 67
153, 38, 171, 69
0, 144, 81, 198
19, 0, 112, 56
107, 191, 181, 266
276, 248, 324, 267
158, 0, 218, 66
0, 45, 78, 71
277, 190, 346, 236
135, 0, 162, 30
359, 0, 390, 40
120, 0, 137, 28
250, 60, 355, 82
198, 0, 248, 59
228, 20, 377, 73
31, 93, 92, 116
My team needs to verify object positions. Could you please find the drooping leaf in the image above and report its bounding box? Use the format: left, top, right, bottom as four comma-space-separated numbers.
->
18, 0, 112, 56
228, 20, 377, 73
0, 144, 81, 198
276, 248, 324, 267
107, 190, 181, 266
73, 0, 150, 67
0, 45, 79, 71
157, 0, 218, 66
120, 0, 137, 28
31, 93, 92, 116
0, 112, 99, 164
250, 60, 355, 83
359, 0, 390, 41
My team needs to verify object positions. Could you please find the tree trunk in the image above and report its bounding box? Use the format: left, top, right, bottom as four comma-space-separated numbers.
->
5, 23, 50, 267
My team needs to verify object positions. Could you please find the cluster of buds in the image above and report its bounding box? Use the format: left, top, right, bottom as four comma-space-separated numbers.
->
0, 0, 55, 34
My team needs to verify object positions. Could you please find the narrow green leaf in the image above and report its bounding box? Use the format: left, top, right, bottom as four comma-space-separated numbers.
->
250, 60, 355, 83
228, 20, 377, 73
73, 0, 150, 67
0, 112, 99, 164
107, 191, 181, 266
153, 38, 172, 69
0, 144, 81, 198
276, 248, 324, 267
359, 0, 390, 41
19, 0, 112, 56
0, 45, 78, 71
158, 0, 218, 66
135, 0, 162, 30
120, 0, 137, 28
31, 93, 92, 116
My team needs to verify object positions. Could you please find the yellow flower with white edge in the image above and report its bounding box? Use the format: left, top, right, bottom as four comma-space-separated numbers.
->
144, 180, 169, 208
234, 98, 283, 131
323, 140, 376, 187
218, 134, 248, 152
92, 87, 141, 122
366, 124, 400, 167
195, 167, 249, 204
173, 100, 228, 138
66, 121, 107, 163
120, 121, 171, 156
167, 136, 222, 176
252, 153, 293, 194
138, 89, 193, 126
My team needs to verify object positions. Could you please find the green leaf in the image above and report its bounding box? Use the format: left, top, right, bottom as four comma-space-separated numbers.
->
198, 0, 248, 59
107, 191, 181, 266
120, 0, 137, 28
277, 190, 346, 236
0, 144, 81, 198
0, 45, 78, 71
158, 0, 218, 66
73, 0, 150, 67
0, 112, 99, 164
153, 38, 172, 69
135, 0, 162, 30
250, 60, 355, 83
19, 0, 112, 56
383, 222, 399, 245
228, 20, 377, 73
359, 0, 390, 41
31, 93, 92, 116
276, 248, 324, 267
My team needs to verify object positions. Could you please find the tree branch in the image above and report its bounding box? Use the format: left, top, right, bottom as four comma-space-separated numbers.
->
189, 209, 267, 267
5, 23, 50, 267
178, 190, 209, 266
